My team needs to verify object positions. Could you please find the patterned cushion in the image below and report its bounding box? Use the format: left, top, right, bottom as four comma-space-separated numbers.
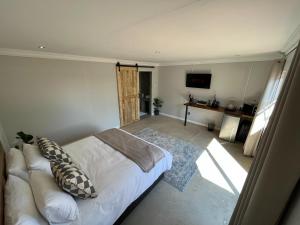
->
51, 161, 97, 199
37, 137, 73, 164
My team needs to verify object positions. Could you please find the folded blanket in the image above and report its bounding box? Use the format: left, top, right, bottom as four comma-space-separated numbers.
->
94, 129, 164, 172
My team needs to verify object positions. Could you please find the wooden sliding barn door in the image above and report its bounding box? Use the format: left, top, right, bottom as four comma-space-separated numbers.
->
116, 67, 140, 127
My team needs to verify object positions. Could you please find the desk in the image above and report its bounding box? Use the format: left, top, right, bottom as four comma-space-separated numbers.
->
184, 102, 225, 126
184, 102, 254, 125
184, 102, 253, 125
184, 102, 254, 142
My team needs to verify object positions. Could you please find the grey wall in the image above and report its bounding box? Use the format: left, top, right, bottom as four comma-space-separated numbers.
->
0, 56, 121, 145
158, 61, 274, 128
0, 54, 273, 145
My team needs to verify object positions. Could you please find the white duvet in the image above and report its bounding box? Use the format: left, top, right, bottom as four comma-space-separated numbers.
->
61, 133, 172, 225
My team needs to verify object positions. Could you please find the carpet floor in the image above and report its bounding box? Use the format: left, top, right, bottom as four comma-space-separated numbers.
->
121, 116, 253, 225
135, 128, 203, 191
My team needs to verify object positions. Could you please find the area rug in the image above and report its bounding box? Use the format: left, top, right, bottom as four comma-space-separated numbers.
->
135, 128, 204, 192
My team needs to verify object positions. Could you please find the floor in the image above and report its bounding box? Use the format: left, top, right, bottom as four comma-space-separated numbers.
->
121, 115, 253, 225
139, 111, 147, 117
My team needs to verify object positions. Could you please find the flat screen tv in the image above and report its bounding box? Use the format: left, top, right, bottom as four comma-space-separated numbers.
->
186, 73, 211, 89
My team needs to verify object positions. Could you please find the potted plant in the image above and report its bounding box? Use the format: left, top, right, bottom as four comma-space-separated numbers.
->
153, 98, 163, 115
15, 131, 34, 149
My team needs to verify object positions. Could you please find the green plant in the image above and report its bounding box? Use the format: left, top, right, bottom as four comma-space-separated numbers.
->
153, 98, 163, 110
16, 131, 34, 145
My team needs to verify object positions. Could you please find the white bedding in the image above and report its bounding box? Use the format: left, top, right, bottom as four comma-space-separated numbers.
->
61, 133, 172, 225
5, 175, 48, 225
5, 132, 172, 225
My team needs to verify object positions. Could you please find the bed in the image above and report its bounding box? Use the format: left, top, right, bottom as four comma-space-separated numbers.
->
0, 129, 172, 225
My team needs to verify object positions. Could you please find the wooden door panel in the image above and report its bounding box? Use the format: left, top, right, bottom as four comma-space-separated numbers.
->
116, 67, 140, 126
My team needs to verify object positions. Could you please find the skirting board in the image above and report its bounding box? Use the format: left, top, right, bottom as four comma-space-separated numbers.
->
160, 113, 221, 130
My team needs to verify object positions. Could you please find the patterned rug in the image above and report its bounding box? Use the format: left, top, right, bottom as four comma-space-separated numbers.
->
135, 128, 204, 192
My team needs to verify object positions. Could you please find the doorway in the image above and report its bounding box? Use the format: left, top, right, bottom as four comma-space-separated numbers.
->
139, 71, 152, 119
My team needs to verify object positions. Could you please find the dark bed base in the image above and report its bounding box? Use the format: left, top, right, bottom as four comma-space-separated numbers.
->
113, 173, 164, 225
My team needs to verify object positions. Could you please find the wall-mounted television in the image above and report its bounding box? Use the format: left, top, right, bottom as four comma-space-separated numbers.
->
186, 73, 211, 89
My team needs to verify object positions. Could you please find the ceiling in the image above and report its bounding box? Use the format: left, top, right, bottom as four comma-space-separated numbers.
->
0, 0, 300, 64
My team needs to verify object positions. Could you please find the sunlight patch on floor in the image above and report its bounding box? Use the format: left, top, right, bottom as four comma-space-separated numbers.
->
197, 138, 248, 194
196, 150, 235, 194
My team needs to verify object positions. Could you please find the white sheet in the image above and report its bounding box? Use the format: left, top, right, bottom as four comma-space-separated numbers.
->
62, 134, 172, 225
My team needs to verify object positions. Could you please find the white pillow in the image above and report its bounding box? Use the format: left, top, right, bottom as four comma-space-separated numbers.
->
6, 148, 29, 181
5, 175, 48, 225
23, 143, 52, 174
30, 170, 79, 224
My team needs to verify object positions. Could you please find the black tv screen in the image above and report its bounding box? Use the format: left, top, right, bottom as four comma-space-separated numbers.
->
186, 73, 211, 89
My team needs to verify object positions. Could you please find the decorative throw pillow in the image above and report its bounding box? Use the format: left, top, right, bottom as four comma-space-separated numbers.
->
51, 161, 97, 199
37, 137, 73, 164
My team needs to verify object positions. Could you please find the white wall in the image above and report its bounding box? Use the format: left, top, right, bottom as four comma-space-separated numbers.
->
0, 55, 160, 146
158, 61, 274, 128
0, 54, 274, 144
0, 56, 121, 145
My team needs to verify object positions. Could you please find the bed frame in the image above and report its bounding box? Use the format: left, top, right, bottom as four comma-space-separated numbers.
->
0, 141, 163, 225
114, 173, 164, 225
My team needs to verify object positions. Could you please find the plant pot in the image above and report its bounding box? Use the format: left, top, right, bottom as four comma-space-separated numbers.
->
154, 109, 160, 116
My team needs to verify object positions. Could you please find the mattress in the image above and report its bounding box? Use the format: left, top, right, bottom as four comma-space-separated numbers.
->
61, 134, 172, 225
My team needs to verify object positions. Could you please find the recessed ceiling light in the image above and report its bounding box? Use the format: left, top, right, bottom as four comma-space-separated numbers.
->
38, 45, 46, 49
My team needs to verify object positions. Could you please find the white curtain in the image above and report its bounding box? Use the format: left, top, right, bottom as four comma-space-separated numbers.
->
243, 60, 285, 156
229, 45, 300, 225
